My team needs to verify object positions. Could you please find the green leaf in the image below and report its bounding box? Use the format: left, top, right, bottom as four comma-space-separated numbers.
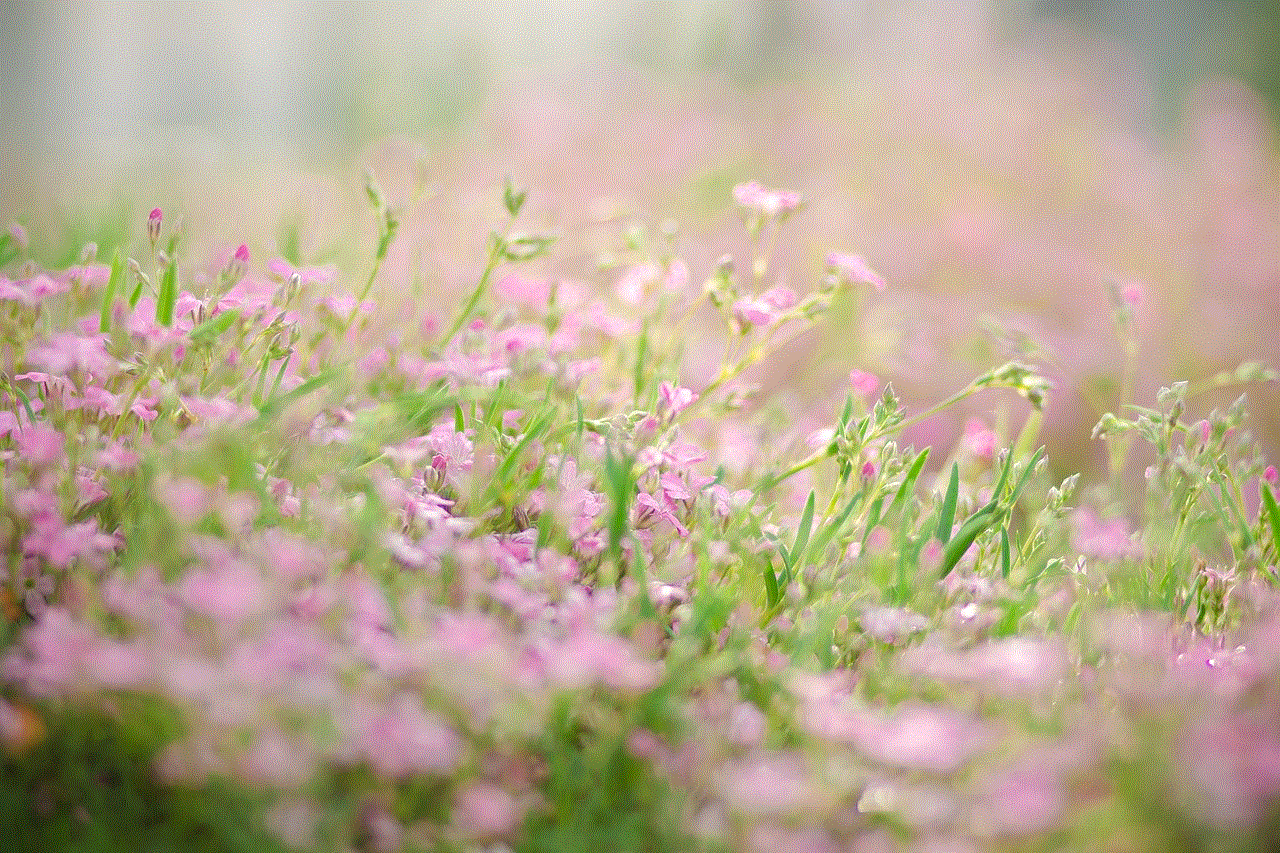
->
100, 248, 124, 332
762, 557, 780, 610
602, 446, 635, 575
1000, 526, 1011, 579
807, 488, 865, 560
492, 407, 555, 487
156, 258, 177, 326
786, 490, 817, 573
188, 308, 241, 344
1004, 446, 1046, 509
937, 462, 959, 543
885, 447, 930, 521
453, 402, 466, 434
939, 504, 999, 578
256, 365, 341, 419
1262, 483, 1280, 553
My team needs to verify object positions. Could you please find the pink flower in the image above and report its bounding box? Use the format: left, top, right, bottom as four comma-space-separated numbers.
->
732, 181, 802, 217
14, 424, 64, 468
1071, 509, 1141, 559
1264, 465, 1278, 488
266, 257, 337, 287
147, 208, 162, 244
347, 695, 462, 779
963, 417, 998, 461
658, 381, 698, 416
826, 252, 886, 291
452, 783, 524, 839
849, 369, 879, 400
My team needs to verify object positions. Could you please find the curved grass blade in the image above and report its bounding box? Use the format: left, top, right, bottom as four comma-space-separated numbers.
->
100, 249, 124, 332
1262, 483, 1280, 553
886, 447, 930, 521
156, 258, 177, 327
936, 461, 959, 543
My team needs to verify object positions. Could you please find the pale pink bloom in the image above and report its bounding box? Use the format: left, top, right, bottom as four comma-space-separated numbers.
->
494, 272, 551, 308
1071, 509, 1141, 559
1264, 465, 1278, 487
85, 639, 151, 689
972, 767, 1064, 837
347, 694, 462, 779
4, 608, 96, 695
963, 417, 998, 461
849, 369, 879, 400
732, 297, 779, 327
1120, 280, 1144, 307
716, 752, 819, 817
14, 423, 64, 468
179, 562, 266, 623
853, 703, 986, 773
658, 381, 698, 416
732, 181, 802, 217
826, 252, 886, 291
858, 606, 929, 645
543, 629, 661, 692
266, 257, 338, 287
26, 333, 117, 379
492, 322, 547, 356
615, 262, 660, 305
452, 783, 524, 839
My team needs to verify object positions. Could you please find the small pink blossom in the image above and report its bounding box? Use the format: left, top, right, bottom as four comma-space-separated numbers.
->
849, 369, 879, 400
826, 252, 886, 291
14, 423, 64, 468
732, 181, 802, 217
1264, 465, 1277, 488
1120, 280, 1144, 307
452, 783, 524, 839
963, 417, 998, 461
658, 381, 698, 416
1071, 509, 1141, 560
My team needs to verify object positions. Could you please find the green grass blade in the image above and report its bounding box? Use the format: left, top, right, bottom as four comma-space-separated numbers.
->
939, 505, 998, 578
100, 248, 124, 332
1005, 446, 1046, 509
188, 308, 240, 344
762, 557, 780, 610
807, 488, 865, 561
886, 447, 930, 521
453, 402, 466, 434
1262, 483, 1280, 553
156, 258, 177, 326
1000, 526, 1011, 579
937, 462, 959, 543
787, 490, 817, 573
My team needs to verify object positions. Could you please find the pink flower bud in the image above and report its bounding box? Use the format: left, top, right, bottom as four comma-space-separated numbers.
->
223, 243, 249, 286
1265, 465, 1278, 487
147, 208, 162, 244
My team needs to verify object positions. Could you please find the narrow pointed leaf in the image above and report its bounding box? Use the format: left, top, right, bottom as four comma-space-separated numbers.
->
937, 462, 959, 543
100, 248, 124, 332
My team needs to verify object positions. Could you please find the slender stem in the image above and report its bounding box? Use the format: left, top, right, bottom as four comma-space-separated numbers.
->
439, 237, 505, 349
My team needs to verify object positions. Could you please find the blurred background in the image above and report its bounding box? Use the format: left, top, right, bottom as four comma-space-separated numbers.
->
2, 0, 1278, 482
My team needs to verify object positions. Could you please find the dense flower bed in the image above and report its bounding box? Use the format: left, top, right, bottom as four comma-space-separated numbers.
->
1, 177, 1279, 852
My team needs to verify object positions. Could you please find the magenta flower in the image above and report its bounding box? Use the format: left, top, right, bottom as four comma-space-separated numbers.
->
963, 417, 998, 461
147, 208, 162, 244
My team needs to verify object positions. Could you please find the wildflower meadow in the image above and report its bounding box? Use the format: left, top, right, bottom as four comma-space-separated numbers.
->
4, 17, 1280, 852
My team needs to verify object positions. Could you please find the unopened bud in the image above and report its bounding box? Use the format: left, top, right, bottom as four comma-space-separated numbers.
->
147, 208, 162, 245
223, 243, 249, 286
